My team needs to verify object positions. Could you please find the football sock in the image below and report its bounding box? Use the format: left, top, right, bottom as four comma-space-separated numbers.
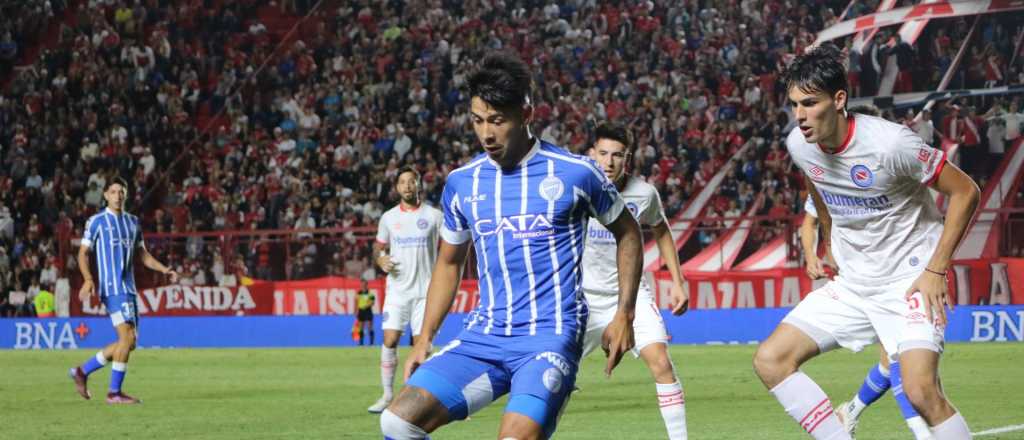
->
81, 351, 108, 376
109, 362, 127, 393
656, 380, 688, 439
930, 412, 971, 439
381, 346, 397, 400
850, 362, 891, 418
770, 371, 850, 440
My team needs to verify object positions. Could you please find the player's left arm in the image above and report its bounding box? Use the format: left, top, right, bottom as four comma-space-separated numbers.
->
910, 161, 980, 325
603, 208, 643, 375
136, 230, 178, 283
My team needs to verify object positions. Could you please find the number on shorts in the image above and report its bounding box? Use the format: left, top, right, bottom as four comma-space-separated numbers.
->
908, 296, 920, 309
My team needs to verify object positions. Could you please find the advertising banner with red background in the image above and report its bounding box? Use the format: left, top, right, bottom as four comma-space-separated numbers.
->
73, 259, 1024, 317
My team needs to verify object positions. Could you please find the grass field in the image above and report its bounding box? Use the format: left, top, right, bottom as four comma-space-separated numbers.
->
1, 343, 1022, 439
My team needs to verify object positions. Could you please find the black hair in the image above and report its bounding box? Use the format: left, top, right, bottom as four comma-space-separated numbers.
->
104, 177, 129, 192
594, 122, 635, 156
782, 44, 848, 99
396, 165, 420, 184
467, 51, 532, 109
848, 104, 880, 117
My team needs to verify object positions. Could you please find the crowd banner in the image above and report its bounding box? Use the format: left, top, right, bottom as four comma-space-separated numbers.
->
70, 259, 1023, 318
6, 306, 1021, 349
814, 0, 1024, 46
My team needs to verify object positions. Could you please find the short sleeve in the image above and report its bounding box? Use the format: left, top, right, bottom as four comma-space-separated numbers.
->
580, 159, 625, 226
638, 186, 666, 227
375, 212, 390, 245
883, 127, 947, 186
803, 195, 817, 218
440, 180, 471, 245
135, 220, 145, 248
81, 216, 100, 248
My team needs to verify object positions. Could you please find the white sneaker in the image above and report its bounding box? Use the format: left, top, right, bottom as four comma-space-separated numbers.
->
835, 400, 859, 439
367, 396, 391, 414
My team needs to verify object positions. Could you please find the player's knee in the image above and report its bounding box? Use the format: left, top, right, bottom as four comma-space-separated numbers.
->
380, 408, 429, 440
901, 376, 942, 413
752, 343, 792, 381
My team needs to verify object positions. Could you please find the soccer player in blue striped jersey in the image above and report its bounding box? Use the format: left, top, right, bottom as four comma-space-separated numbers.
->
379, 53, 644, 440
69, 178, 178, 404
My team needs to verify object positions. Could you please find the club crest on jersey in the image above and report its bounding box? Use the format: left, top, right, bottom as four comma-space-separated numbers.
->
539, 176, 564, 201
626, 202, 639, 217
850, 164, 874, 188
416, 218, 429, 230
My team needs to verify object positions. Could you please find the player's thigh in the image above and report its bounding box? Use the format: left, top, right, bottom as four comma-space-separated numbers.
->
409, 297, 426, 337
381, 296, 412, 334
387, 385, 450, 433
506, 350, 577, 439
779, 281, 877, 354
106, 295, 139, 330
405, 339, 511, 423
632, 289, 669, 354
580, 293, 616, 358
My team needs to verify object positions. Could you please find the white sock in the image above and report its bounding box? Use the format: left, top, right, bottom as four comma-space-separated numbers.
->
770, 372, 851, 440
381, 346, 397, 400
848, 396, 868, 420
931, 412, 971, 440
656, 380, 688, 440
906, 416, 935, 440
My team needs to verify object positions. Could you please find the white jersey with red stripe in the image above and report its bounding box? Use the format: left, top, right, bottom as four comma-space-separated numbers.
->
786, 113, 947, 287
582, 175, 664, 296
376, 203, 443, 300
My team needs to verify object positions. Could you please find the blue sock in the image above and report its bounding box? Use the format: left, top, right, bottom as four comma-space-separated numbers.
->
890, 361, 922, 419
110, 362, 127, 393
856, 362, 892, 406
81, 351, 107, 376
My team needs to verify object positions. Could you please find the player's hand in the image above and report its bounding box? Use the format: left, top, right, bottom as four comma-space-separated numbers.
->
905, 270, 951, 326
404, 341, 431, 382
377, 255, 399, 275
669, 282, 689, 315
601, 312, 635, 378
805, 256, 827, 280
165, 269, 179, 284
78, 279, 95, 303
824, 246, 839, 276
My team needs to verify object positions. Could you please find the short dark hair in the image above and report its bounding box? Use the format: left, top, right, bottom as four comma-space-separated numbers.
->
104, 177, 129, 192
594, 122, 635, 156
782, 44, 848, 99
467, 52, 532, 109
396, 166, 420, 184
848, 104, 880, 117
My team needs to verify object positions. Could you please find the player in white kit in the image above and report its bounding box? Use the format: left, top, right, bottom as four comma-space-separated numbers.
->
581, 122, 691, 439
753, 45, 980, 439
368, 166, 443, 413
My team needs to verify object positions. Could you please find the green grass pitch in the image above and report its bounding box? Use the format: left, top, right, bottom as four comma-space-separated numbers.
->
1, 343, 1021, 439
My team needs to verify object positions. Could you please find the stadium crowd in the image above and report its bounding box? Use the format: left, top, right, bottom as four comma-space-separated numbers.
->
1, 0, 1023, 316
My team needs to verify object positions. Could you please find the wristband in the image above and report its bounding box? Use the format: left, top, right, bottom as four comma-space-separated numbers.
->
924, 268, 946, 277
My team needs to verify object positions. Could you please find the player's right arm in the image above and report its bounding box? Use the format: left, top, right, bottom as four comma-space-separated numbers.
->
799, 196, 826, 280
78, 217, 99, 302
804, 176, 837, 271
373, 214, 397, 275
404, 239, 470, 381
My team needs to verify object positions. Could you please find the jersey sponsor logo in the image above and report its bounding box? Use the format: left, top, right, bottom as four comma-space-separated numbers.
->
809, 165, 826, 182
626, 202, 639, 217
539, 176, 565, 201
393, 236, 429, 248
850, 164, 874, 188
416, 218, 429, 230
542, 367, 563, 393
587, 225, 616, 243
534, 351, 572, 376
474, 214, 554, 239
819, 189, 893, 215
108, 238, 133, 247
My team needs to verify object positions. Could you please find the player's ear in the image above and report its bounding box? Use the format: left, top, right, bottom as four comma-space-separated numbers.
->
521, 103, 534, 125
833, 89, 847, 113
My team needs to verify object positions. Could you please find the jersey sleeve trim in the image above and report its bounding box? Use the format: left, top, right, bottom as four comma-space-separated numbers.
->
925, 150, 948, 186
594, 197, 626, 226
441, 225, 470, 245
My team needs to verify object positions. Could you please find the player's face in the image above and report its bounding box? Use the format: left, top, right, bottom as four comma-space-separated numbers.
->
788, 86, 847, 147
104, 183, 126, 211
590, 138, 630, 183
470, 97, 532, 167
396, 171, 419, 204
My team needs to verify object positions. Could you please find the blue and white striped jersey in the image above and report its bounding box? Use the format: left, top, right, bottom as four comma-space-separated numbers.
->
441, 140, 625, 337
81, 208, 144, 298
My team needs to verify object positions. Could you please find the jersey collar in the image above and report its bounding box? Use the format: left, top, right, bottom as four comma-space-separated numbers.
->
399, 202, 421, 213
819, 114, 855, 155
105, 207, 124, 216
488, 138, 541, 170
